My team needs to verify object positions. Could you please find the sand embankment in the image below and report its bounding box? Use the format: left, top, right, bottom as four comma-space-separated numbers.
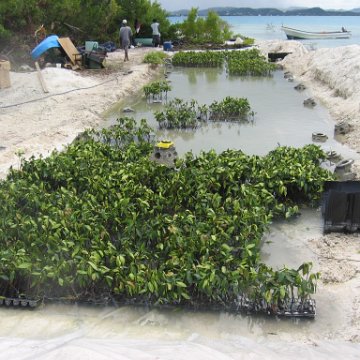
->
258, 40, 360, 175
258, 40, 360, 342
0, 47, 161, 178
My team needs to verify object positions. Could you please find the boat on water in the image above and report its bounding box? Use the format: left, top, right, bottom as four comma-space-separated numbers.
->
281, 25, 351, 40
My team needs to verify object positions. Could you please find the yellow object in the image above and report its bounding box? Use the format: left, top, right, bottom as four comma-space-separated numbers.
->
156, 140, 174, 149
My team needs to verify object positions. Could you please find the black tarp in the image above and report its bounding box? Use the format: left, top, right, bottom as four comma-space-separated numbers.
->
323, 181, 360, 233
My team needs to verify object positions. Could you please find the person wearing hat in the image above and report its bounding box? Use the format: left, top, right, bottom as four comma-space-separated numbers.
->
119, 19, 132, 61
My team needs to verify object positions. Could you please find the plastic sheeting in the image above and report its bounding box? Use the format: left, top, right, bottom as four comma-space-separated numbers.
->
0, 305, 359, 360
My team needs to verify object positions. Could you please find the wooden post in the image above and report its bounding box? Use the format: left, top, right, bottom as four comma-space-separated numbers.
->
35, 61, 49, 93
0, 60, 11, 89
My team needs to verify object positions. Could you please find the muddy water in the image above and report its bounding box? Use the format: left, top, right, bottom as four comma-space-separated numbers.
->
109, 66, 359, 162
3, 68, 360, 358
1, 301, 359, 359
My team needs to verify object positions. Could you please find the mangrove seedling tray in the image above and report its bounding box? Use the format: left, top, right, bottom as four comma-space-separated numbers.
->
235, 297, 316, 318
0, 297, 40, 308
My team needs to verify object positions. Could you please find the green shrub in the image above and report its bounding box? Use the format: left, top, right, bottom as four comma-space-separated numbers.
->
209, 96, 252, 121
172, 51, 225, 67
0, 118, 331, 306
143, 51, 168, 65
180, 8, 232, 44
225, 48, 276, 76
143, 80, 171, 100
171, 49, 276, 77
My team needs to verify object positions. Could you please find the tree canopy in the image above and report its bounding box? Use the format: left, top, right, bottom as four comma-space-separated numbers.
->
0, 0, 170, 46
177, 8, 232, 44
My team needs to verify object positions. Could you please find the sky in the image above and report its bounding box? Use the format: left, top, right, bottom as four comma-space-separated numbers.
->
156, 0, 360, 11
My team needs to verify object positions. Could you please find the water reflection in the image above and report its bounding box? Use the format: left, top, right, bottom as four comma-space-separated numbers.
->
187, 69, 197, 84
181, 67, 223, 85
107, 66, 359, 162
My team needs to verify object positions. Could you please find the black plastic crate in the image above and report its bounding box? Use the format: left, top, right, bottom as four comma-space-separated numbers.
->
323, 181, 360, 233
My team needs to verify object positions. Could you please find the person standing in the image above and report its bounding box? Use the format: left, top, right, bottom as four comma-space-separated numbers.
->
119, 19, 132, 61
151, 19, 160, 47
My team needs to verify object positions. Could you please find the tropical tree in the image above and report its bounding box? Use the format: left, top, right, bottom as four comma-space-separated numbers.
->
0, 0, 170, 46
117, 0, 170, 39
179, 8, 232, 44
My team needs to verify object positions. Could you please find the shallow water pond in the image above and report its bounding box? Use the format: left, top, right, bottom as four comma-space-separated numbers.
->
101, 65, 360, 349
108, 66, 358, 162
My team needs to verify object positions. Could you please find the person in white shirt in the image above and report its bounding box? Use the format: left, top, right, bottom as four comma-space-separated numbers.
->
151, 19, 160, 47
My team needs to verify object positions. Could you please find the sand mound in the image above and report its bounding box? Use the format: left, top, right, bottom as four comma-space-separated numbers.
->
0, 47, 161, 178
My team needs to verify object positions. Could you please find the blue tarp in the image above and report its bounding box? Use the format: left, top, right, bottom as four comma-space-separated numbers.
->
31, 35, 61, 60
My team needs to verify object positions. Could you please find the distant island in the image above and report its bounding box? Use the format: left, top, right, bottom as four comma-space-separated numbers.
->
169, 6, 360, 17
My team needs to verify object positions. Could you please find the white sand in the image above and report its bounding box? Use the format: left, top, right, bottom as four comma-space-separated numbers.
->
258, 41, 360, 150
0, 47, 161, 177
1, 41, 360, 342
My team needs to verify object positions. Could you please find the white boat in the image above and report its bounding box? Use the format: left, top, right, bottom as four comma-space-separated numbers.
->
281, 25, 351, 40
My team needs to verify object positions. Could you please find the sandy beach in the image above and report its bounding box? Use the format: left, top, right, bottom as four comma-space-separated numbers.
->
1, 41, 360, 344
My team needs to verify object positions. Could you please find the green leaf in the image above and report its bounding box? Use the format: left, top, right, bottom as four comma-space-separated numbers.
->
17, 262, 32, 269
181, 292, 190, 300
88, 261, 99, 272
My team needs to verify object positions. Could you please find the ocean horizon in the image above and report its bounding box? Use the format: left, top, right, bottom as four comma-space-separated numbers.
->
169, 15, 360, 48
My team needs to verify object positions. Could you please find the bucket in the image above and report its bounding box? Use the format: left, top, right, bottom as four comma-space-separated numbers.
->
0, 60, 11, 89
163, 41, 172, 51
85, 41, 98, 52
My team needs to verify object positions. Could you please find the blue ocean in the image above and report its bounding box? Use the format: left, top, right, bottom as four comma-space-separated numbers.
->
169, 16, 360, 48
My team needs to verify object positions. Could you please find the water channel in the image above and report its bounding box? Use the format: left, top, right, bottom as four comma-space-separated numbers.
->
109, 66, 358, 162
2, 65, 360, 358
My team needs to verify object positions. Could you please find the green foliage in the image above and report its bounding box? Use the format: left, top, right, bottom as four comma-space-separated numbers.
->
179, 8, 232, 44
154, 98, 206, 129
172, 51, 225, 67
0, 118, 332, 306
120, 0, 171, 39
225, 48, 277, 76
232, 34, 255, 46
242, 37, 255, 46
0, 0, 171, 46
143, 80, 171, 98
155, 96, 254, 129
0, 0, 120, 44
143, 51, 168, 65
209, 96, 252, 121
171, 49, 276, 77
0, 24, 11, 42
